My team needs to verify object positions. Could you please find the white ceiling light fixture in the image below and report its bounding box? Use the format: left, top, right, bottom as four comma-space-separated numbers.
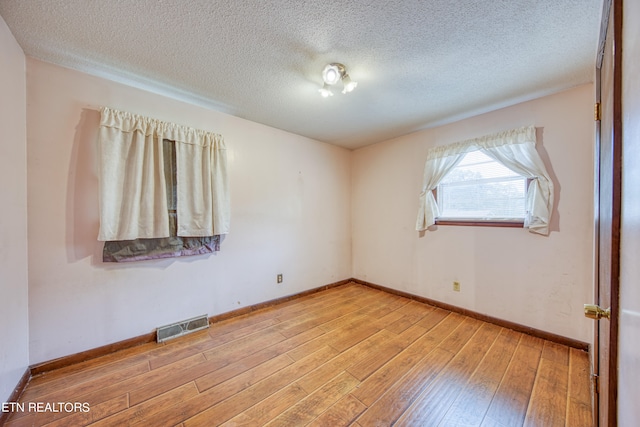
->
319, 63, 358, 97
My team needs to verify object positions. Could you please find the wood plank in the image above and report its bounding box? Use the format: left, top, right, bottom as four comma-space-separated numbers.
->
438, 328, 520, 426
284, 311, 377, 363
346, 324, 427, 381
438, 317, 484, 354
358, 293, 410, 319
91, 382, 200, 426
307, 394, 367, 427
482, 334, 543, 427
524, 358, 569, 427
324, 321, 381, 353
28, 332, 157, 378
355, 347, 455, 426
43, 394, 129, 427
285, 329, 338, 362
275, 302, 364, 339
130, 354, 295, 427
22, 344, 205, 422
264, 371, 360, 427
4, 414, 36, 427
181, 346, 338, 426
201, 328, 287, 362
384, 301, 435, 334
194, 326, 325, 393
350, 312, 463, 407
20, 361, 148, 415
519, 332, 546, 349
121, 330, 212, 365
476, 415, 508, 427
204, 279, 353, 328
566, 348, 593, 426
541, 340, 570, 365
316, 312, 370, 333
129, 329, 287, 405
11, 394, 124, 427
89, 395, 130, 425
149, 318, 281, 370
296, 329, 396, 394
220, 413, 255, 427
415, 307, 451, 331
195, 286, 345, 348
231, 348, 337, 422
369, 307, 406, 329
24, 353, 152, 401
393, 322, 502, 426
220, 383, 308, 427
64, 353, 205, 411
355, 317, 479, 425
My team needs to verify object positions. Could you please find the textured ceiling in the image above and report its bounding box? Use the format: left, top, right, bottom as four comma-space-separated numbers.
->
0, 0, 602, 149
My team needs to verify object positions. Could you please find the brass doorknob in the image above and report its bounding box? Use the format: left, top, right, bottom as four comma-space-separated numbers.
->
584, 304, 611, 320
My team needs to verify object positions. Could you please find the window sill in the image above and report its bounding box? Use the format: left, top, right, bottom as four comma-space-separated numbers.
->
435, 219, 524, 228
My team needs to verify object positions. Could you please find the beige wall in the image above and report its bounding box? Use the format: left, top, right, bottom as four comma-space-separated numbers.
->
0, 16, 29, 401
352, 84, 595, 342
25, 59, 352, 364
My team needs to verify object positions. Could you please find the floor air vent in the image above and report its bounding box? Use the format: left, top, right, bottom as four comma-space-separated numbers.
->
157, 314, 209, 342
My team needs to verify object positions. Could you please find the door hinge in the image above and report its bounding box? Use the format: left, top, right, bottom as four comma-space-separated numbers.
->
594, 102, 601, 121
591, 374, 600, 394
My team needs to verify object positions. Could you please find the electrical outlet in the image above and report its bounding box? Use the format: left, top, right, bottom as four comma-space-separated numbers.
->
277, 274, 283, 284
453, 281, 460, 292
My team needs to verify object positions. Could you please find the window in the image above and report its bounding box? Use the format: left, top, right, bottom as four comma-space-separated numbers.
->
102, 140, 221, 262
436, 150, 526, 225
97, 107, 230, 262
415, 125, 554, 235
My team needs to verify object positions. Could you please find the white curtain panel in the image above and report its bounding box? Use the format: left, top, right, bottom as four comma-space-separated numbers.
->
415, 125, 554, 235
415, 153, 467, 231
98, 107, 229, 241
175, 132, 229, 237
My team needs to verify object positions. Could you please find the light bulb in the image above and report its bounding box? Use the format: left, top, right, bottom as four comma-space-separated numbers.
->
341, 75, 358, 93
322, 64, 344, 85
319, 84, 333, 97
325, 69, 338, 83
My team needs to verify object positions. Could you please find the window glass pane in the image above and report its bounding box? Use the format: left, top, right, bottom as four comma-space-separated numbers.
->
162, 139, 177, 211
438, 151, 526, 220
441, 151, 521, 183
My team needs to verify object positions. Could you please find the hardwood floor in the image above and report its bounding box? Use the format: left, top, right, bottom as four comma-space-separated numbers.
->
4, 283, 592, 426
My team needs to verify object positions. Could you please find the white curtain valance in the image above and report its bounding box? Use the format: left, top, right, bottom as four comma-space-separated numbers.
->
99, 107, 223, 148
415, 125, 554, 235
98, 107, 230, 241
